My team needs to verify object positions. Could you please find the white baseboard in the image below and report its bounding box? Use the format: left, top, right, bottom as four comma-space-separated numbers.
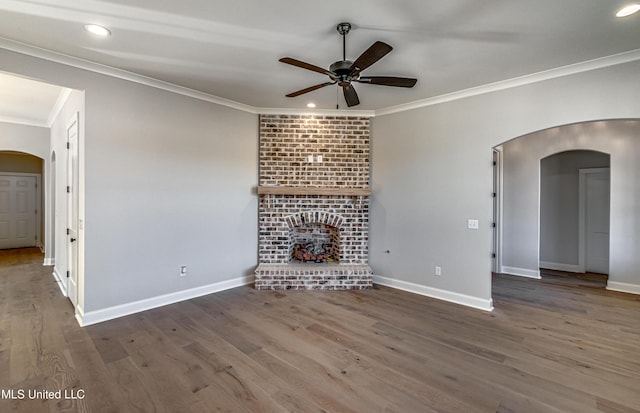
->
539, 261, 583, 273
501, 266, 541, 279
606, 281, 640, 295
372, 275, 494, 312
77, 275, 255, 327
52, 268, 67, 297
43, 257, 55, 266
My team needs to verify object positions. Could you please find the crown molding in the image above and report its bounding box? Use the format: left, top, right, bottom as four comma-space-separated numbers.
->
0, 116, 48, 128
0, 37, 257, 114
258, 107, 375, 117
2, 37, 639, 119
375, 48, 640, 117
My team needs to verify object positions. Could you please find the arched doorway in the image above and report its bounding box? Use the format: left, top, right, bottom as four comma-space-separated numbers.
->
540, 150, 610, 276
495, 119, 640, 295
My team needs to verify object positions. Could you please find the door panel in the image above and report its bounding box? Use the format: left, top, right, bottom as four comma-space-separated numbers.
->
0, 176, 37, 249
67, 113, 79, 307
584, 170, 610, 274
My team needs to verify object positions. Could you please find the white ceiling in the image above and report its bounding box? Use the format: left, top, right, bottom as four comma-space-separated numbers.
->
0, 72, 67, 126
0, 0, 639, 119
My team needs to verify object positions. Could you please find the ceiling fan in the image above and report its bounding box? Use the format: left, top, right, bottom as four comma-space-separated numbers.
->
279, 22, 417, 107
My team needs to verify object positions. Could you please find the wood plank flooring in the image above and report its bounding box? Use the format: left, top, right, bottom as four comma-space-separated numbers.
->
1, 248, 639, 412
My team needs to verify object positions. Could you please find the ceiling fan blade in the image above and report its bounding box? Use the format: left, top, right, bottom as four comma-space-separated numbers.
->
279, 57, 333, 76
286, 81, 336, 97
357, 76, 417, 88
343, 84, 360, 107
349, 41, 393, 73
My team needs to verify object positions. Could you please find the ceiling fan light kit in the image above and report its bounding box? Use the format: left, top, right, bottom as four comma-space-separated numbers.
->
279, 22, 417, 107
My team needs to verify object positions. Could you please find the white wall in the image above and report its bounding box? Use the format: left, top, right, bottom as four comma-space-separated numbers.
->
0, 48, 258, 324
371, 59, 640, 308
0, 121, 49, 159
501, 121, 640, 292
539, 150, 610, 271
49, 89, 85, 302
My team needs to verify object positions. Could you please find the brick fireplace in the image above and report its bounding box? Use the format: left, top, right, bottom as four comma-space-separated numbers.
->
255, 114, 373, 290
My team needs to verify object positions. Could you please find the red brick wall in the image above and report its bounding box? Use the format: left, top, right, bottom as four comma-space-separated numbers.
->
259, 115, 369, 188
256, 114, 372, 289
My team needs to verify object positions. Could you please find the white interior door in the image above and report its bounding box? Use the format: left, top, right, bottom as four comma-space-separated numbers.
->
0, 175, 37, 249
67, 113, 79, 307
581, 168, 610, 274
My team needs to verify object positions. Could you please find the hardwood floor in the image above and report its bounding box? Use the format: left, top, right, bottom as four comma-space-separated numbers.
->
1, 248, 639, 412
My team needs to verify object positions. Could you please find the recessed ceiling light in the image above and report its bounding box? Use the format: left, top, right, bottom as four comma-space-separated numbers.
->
84, 24, 111, 37
306, 103, 316, 108
616, 4, 640, 17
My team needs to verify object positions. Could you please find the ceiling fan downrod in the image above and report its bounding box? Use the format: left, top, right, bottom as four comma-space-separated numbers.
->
337, 22, 351, 61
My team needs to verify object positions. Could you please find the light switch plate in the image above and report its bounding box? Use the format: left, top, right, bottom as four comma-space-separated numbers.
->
468, 219, 479, 230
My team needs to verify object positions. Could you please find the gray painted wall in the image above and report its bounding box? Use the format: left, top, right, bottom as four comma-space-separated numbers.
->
539, 150, 610, 269
1, 48, 258, 315
371, 60, 640, 306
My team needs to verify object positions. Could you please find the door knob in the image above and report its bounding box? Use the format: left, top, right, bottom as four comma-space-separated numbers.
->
70, 237, 77, 243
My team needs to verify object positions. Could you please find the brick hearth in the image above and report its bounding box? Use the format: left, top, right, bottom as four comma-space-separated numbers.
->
255, 114, 372, 290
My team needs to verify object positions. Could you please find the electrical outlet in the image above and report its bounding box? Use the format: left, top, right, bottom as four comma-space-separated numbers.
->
434, 266, 442, 276
179, 266, 187, 277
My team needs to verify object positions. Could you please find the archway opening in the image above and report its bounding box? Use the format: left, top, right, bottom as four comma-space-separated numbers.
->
494, 119, 640, 297
540, 150, 610, 284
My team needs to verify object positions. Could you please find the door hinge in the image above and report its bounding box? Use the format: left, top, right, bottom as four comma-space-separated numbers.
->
67, 228, 70, 235
493, 161, 497, 166
492, 192, 497, 198
66, 271, 70, 278
492, 222, 497, 228
492, 253, 496, 258
67, 186, 70, 193
67, 142, 70, 149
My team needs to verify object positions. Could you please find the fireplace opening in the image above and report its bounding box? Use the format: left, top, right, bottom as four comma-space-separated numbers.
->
289, 222, 340, 264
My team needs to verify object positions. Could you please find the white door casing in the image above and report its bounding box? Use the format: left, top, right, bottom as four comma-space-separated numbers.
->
67, 113, 79, 307
579, 168, 610, 274
492, 148, 503, 274
0, 174, 39, 249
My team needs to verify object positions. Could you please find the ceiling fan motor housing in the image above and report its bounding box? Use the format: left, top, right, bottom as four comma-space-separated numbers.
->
329, 60, 358, 86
